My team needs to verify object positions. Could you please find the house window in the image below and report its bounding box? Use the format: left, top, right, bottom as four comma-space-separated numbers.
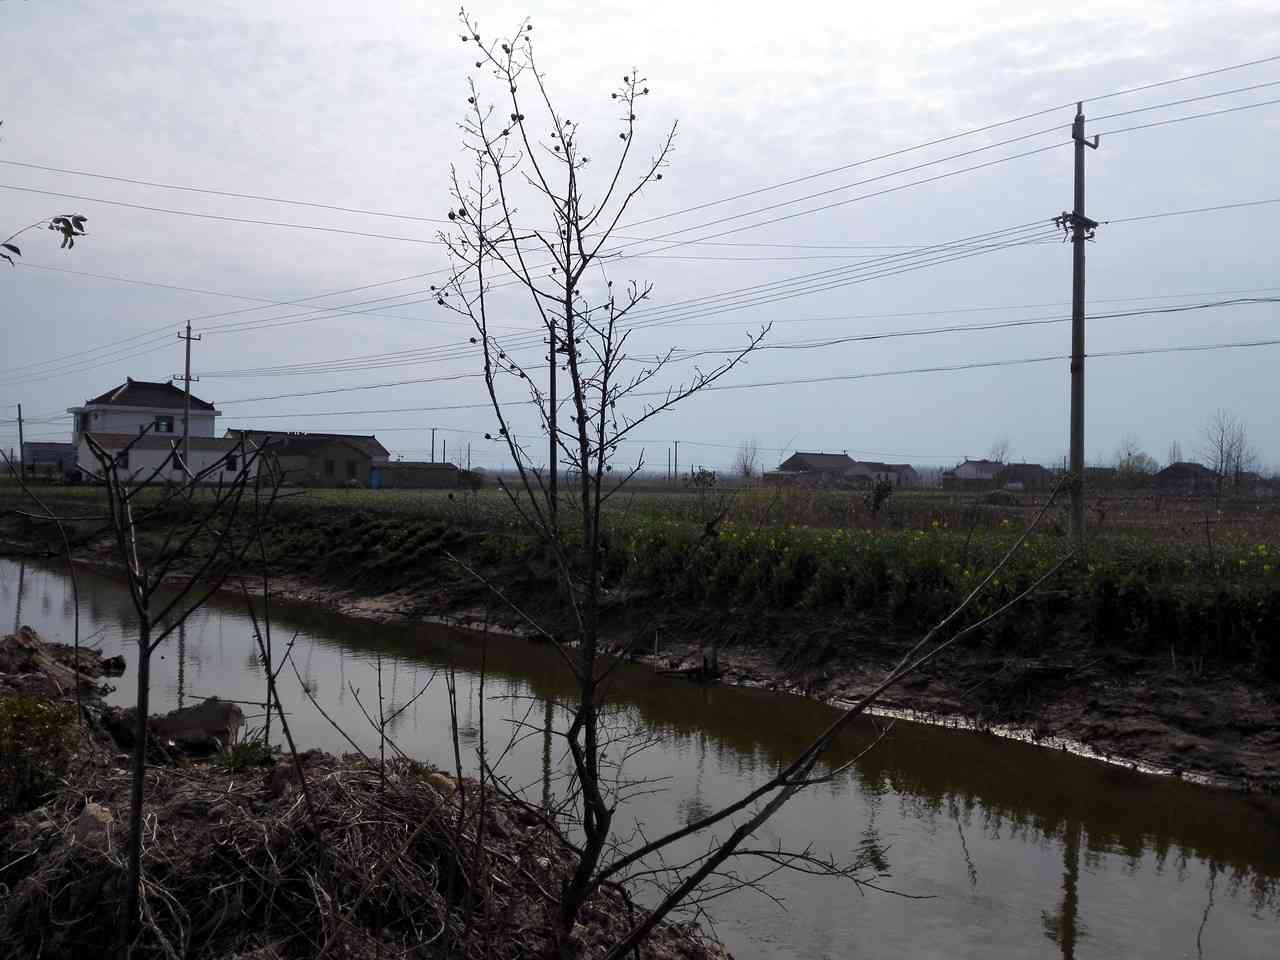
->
225, 454, 238, 472
155, 415, 175, 434
324, 459, 335, 477
117, 451, 129, 470
78, 412, 90, 434
346, 460, 357, 479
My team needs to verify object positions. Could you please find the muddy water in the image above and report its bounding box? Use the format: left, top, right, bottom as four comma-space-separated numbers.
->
3, 556, 1278, 959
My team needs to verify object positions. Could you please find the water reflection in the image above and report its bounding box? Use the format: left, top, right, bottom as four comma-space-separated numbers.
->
3, 557, 1278, 960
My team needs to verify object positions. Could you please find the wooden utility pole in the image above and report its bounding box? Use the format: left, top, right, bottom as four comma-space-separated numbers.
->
176, 323, 202, 468
674, 440, 680, 487
1059, 102, 1099, 546
15, 403, 24, 482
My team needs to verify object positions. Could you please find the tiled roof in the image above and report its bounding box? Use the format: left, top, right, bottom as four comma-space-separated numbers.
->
778, 452, 857, 472
84, 378, 215, 411
228, 429, 389, 459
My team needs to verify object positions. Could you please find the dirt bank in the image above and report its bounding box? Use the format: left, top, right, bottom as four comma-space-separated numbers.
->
169, 564, 1280, 794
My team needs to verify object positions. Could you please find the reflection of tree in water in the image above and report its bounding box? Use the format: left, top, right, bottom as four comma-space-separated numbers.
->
1196, 859, 1218, 959
949, 794, 979, 888
1041, 818, 1086, 959
177, 620, 186, 710
856, 773, 892, 875
676, 729, 712, 828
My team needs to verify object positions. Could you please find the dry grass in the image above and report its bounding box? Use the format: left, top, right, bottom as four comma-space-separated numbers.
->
0, 750, 723, 960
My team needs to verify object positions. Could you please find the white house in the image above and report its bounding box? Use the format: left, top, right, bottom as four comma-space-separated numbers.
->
953, 458, 1002, 482
68, 378, 250, 483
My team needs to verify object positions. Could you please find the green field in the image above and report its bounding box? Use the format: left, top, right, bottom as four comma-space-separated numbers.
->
4, 479, 1278, 674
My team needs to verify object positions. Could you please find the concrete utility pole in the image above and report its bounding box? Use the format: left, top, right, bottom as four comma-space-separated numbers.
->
430, 427, 436, 462
467, 442, 471, 472
16, 403, 24, 482
1058, 102, 1100, 547
549, 310, 561, 527
176, 323, 202, 468
674, 440, 680, 487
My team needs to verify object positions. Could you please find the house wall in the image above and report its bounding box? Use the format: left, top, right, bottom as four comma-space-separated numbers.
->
76, 439, 251, 484
74, 406, 216, 442
378, 465, 460, 489
289, 442, 372, 487
955, 463, 998, 481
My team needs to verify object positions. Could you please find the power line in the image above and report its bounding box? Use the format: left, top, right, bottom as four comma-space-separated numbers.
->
1105, 197, 1280, 224
1089, 79, 1280, 123
4, 55, 1273, 243
618, 53, 1280, 229
0, 267, 449, 378
0, 182, 451, 246
218, 333, 1280, 422
1095, 96, 1280, 136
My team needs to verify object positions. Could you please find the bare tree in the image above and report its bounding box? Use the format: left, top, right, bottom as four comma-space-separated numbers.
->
77, 430, 273, 944
733, 437, 760, 481
437, 14, 1071, 957
1198, 410, 1255, 495
1167, 440, 1183, 466
1114, 434, 1156, 488
988, 435, 1010, 464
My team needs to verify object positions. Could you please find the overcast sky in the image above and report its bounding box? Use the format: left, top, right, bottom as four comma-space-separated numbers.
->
3, 1, 1277, 474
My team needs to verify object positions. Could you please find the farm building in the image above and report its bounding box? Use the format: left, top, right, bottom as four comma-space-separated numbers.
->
226, 430, 390, 488
376, 461, 464, 489
1154, 461, 1218, 495
773, 452, 857, 485
19, 441, 78, 478
997, 463, 1054, 492
771, 452, 921, 488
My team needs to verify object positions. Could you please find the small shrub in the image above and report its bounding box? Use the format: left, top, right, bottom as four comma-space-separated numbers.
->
0, 695, 78, 813
216, 727, 277, 773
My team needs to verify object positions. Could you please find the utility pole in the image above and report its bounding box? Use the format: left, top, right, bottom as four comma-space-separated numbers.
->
674, 440, 680, 488
549, 323, 559, 527
1057, 102, 1099, 547
430, 427, 436, 462
16, 403, 24, 482
442, 438, 447, 463
467, 442, 471, 472
176, 323, 202, 468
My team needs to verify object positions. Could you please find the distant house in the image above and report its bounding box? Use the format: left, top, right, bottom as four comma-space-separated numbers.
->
20, 441, 77, 478
944, 458, 1002, 489
68, 378, 245, 483
885, 464, 921, 489
773, 452, 858, 486
846, 461, 916, 489
998, 462, 1053, 492
226, 430, 390, 488
1155, 461, 1218, 496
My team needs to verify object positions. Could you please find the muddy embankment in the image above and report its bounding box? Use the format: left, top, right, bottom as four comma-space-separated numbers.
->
3, 503, 1278, 793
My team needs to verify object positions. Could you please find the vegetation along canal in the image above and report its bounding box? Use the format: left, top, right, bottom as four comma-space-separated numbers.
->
3, 556, 1277, 959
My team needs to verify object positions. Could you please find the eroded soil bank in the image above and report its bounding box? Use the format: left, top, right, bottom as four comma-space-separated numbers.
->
133, 560, 1280, 794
